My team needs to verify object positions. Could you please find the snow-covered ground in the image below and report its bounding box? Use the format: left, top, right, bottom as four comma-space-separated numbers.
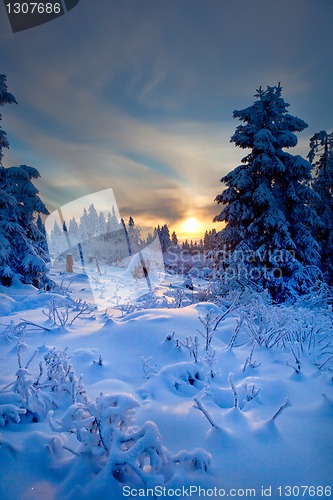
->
0, 268, 332, 500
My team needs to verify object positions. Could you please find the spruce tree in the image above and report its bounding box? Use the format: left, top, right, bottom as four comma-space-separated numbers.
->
3, 165, 49, 286
308, 131, 333, 285
0, 76, 49, 288
0, 74, 17, 164
171, 231, 178, 247
127, 216, 141, 252
158, 224, 171, 253
214, 84, 321, 300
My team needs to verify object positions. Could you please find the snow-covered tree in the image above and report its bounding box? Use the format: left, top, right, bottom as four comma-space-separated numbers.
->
182, 239, 190, 252
127, 216, 141, 252
308, 131, 333, 284
68, 217, 80, 244
0, 165, 50, 287
146, 232, 154, 245
87, 203, 99, 239
97, 211, 106, 237
36, 214, 49, 259
0, 74, 17, 164
214, 84, 322, 300
106, 206, 120, 239
79, 208, 89, 241
203, 229, 217, 252
49, 220, 64, 258
158, 224, 171, 253
0, 75, 18, 284
0, 76, 50, 288
171, 231, 178, 247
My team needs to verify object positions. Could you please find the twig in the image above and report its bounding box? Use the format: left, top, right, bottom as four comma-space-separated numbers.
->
19, 319, 51, 332
213, 292, 240, 332
25, 349, 39, 369
193, 397, 218, 428
318, 355, 333, 370
228, 372, 238, 408
272, 399, 290, 421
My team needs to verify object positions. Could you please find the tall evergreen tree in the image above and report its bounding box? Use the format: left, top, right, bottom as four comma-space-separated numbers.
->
158, 224, 171, 252
3, 165, 49, 286
97, 211, 107, 238
36, 213, 49, 258
87, 203, 99, 238
106, 206, 119, 239
308, 131, 333, 284
79, 208, 89, 241
214, 84, 321, 300
171, 231, 178, 246
127, 216, 141, 252
0, 76, 50, 288
203, 229, 217, 252
0, 74, 17, 164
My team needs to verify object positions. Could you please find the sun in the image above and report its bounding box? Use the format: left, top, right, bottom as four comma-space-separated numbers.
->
182, 217, 200, 235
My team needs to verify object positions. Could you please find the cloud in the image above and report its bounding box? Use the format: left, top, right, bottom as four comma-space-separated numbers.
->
1, 0, 332, 240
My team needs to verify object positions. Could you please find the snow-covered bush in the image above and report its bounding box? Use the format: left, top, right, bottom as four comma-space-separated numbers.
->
48, 392, 166, 488
0, 397, 26, 426
170, 448, 211, 474
237, 300, 333, 372
0, 344, 86, 424
42, 296, 95, 327
43, 347, 87, 403
0, 344, 58, 422
48, 389, 212, 489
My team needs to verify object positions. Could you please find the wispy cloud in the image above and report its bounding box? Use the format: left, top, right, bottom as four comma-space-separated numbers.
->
1, 0, 331, 238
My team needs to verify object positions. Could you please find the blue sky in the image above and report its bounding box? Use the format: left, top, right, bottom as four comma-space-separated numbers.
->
0, 0, 332, 239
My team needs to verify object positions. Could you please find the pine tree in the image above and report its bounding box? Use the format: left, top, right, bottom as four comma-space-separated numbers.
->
146, 232, 154, 245
171, 231, 178, 247
68, 217, 80, 244
198, 239, 204, 253
2, 165, 49, 287
86, 204, 98, 238
214, 84, 321, 300
0, 74, 17, 164
49, 220, 64, 258
158, 224, 171, 253
97, 211, 107, 238
79, 208, 89, 241
203, 229, 217, 252
0, 75, 18, 284
67, 217, 80, 259
127, 216, 141, 252
182, 239, 190, 252
0, 76, 50, 288
308, 131, 333, 285
36, 214, 49, 259
106, 206, 119, 239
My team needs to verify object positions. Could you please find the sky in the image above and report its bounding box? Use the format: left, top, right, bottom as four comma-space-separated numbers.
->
0, 0, 332, 241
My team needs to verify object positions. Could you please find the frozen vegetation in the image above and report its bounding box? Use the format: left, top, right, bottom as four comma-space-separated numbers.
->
0, 269, 332, 499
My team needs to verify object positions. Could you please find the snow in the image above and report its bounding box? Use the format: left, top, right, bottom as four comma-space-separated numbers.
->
0, 270, 332, 499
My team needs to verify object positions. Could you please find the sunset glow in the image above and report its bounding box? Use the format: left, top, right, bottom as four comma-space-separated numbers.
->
182, 217, 200, 234
181, 217, 201, 235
